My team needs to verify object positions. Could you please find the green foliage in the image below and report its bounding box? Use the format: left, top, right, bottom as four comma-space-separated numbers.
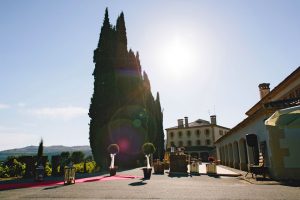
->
61, 151, 70, 159
142, 143, 156, 155
74, 161, 97, 173
85, 155, 93, 162
45, 162, 52, 176
71, 151, 85, 164
154, 92, 165, 160
37, 139, 43, 158
7, 159, 26, 177
0, 164, 10, 178
60, 151, 71, 172
89, 9, 164, 168
107, 144, 119, 154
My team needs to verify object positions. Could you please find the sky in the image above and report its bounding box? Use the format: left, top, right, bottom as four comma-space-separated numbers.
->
0, 0, 299, 151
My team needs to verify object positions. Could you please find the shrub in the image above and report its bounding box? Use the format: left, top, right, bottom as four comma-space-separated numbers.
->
0, 165, 10, 178
9, 159, 25, 177
142, 143, 156, 155
45, 162, 52, 176
71, 151, 85, 164
74, 161, 96, 173
107, 144, 119, 154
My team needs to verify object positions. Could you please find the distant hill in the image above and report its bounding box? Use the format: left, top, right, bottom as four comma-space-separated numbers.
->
0, 145, 92, 161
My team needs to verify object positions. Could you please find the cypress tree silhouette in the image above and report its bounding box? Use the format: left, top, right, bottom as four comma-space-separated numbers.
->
154, 92, 165, 160
89, 9, 164, 169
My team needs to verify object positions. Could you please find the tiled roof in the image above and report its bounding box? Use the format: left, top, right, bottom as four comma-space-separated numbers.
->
165, 119, 210, 130
166, 146, 214, 152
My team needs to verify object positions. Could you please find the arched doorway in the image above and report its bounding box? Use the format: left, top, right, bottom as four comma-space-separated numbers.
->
224, 145, 229, 166
239, 138, 248, 171
228, 143, 233, 167
233, 141, 240, 169
200, 152, 209, 162
191, 152, 199, 159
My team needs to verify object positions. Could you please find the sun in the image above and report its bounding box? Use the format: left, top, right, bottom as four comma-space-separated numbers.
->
160, 36, 197, 79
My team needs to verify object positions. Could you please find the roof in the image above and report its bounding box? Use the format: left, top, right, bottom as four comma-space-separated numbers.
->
165, 118, 210, 130
216, 66, 300, 144
246, 66, 300, 116
166, 146, 214, 152
165, 118, 230, 130
264, 97, 300, 109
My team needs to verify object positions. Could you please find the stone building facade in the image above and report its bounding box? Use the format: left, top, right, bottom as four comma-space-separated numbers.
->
166, 116, 230, 161
215, 66, 300, 180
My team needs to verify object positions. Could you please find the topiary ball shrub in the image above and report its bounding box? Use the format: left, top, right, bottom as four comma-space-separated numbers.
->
107, 144, 120, 154
142, 143, 156, 155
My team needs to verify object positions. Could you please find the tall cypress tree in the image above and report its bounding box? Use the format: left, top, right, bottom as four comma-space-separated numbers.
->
154, 92, 165, 160
89, 9, 165, 169
89, 8, 117, 168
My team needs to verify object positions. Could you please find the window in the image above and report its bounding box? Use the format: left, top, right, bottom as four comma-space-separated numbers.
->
178, 141, 183, 147
205, 129, 210, 137
170, 141, 175, 147
187, 130, 191, 137
187, 140, 192, 146
170, 132, 174, 138
197, 140, 201, 145
219, 130, 223, 135
196, 130, 200, 137
206, 139, 211, 145
178, 131, 182, 138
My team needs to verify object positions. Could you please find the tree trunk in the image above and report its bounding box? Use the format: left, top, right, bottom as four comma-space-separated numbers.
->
110, 154, 115, 168
146, 154, 150, 169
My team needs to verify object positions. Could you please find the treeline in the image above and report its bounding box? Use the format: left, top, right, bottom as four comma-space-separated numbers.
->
89, 9, 164, 169
0, 151, 96, 178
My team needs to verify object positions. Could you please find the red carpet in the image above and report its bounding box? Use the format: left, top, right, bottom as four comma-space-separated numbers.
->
0, 175, 142, 190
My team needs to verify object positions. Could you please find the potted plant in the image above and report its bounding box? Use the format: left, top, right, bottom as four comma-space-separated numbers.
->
153, 159, 164, 174
206, 156, 217, 174
142, 142, 156, 179
107, 144, 119, 176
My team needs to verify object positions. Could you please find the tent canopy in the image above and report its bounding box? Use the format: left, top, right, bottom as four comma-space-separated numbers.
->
265, 105, 300, 128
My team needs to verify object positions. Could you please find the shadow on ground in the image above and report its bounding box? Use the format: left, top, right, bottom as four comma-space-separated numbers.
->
43, 185, 65, 190
129, 181, 147, 186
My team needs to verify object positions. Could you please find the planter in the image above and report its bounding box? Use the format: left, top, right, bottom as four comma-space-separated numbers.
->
206, 163, 217, 174
64, 166, 76, 185
153, 162, 164, 174
164, 161, 170, 170
190, 161, 199, 174
142, 168, 152, 179
109, 167, 117, 176
169, 154, 188, 173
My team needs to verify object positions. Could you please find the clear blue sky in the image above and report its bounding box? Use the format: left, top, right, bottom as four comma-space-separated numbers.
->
0, 0, 299, 150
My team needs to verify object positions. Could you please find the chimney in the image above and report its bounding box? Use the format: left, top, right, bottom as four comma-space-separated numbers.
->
177, 119, 184, 128
210, 115, 217, 125
258, 83, 270, 99
184, 117, 189, 127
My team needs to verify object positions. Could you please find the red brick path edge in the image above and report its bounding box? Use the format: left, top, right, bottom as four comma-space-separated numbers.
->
0, 175, 142, 191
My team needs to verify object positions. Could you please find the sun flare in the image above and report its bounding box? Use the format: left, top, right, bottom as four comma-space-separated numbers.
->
160, 37, 197, 79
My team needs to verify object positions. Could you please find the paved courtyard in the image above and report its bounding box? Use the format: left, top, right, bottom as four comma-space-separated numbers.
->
1, 167, 300, 200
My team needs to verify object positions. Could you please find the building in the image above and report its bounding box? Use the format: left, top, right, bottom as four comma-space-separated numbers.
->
165, 116, 230, 161
215, 66, 300, 180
